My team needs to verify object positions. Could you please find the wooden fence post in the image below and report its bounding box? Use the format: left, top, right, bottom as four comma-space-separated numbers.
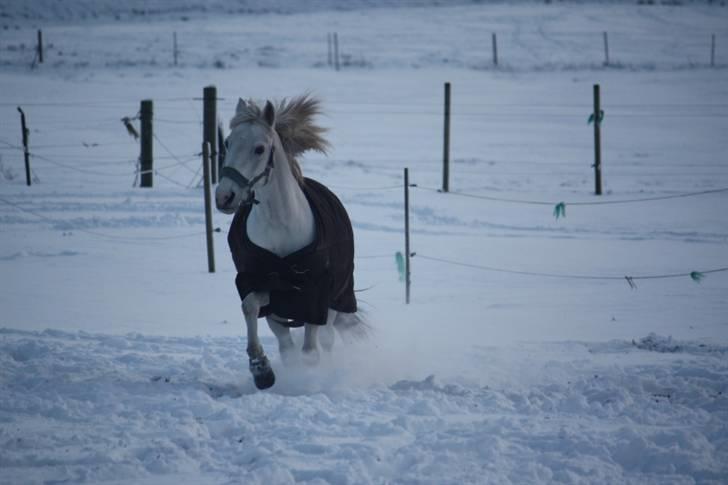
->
333, 32, 340, 71
202, 142, 216, 273
492, 33, 498, 66
37, 30, 43, 64
173, 32, 178, 66
217, 122, 226, 167
593, 84, 602, 196
140, 99, 153, 188
442, 82, 451, 193
203, 85, 218, 183
711, 34, 716, 67
603, 32, 609, 66
327, 33, 333, 67
404, 167, 411, 304
17, 107, 31, 186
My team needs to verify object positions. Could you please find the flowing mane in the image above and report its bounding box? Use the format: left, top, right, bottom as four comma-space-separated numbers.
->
229, 95, 330, 185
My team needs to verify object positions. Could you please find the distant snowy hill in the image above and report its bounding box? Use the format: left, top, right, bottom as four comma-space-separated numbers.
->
0, 0, 716, 25
4, 0, 483, 24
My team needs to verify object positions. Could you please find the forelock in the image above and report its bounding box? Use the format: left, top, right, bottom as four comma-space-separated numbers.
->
229, 99, 265, 130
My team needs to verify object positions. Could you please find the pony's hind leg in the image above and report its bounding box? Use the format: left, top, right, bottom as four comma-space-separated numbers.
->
242, 291, 275, 390
301, 323, 320, 365
333, 311, 370, 343
319, 309, 338, 353
267, 316, 295, 366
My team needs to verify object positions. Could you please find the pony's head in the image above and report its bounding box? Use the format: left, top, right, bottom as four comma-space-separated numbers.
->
215, 98, 277, 213
215, 95, 329, 214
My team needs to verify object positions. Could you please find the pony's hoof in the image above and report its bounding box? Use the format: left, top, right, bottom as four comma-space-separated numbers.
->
254, 371, 275, 390
279, 344, 296, 367
301, 348, 320, 366
250, 356, 275, 390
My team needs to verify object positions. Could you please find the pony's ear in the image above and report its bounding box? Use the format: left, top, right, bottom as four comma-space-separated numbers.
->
236, 98, 247, 113
262, 100, 276, 127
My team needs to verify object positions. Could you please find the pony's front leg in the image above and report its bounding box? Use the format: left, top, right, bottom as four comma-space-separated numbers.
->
242, 291, 275, 390
267, 316, 295, 366
319, 309, 338, 354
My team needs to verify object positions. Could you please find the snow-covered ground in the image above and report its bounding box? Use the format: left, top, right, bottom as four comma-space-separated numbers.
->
1, 2, 728, 484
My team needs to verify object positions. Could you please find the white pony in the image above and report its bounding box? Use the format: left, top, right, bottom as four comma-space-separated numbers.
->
216, 96, 366, 390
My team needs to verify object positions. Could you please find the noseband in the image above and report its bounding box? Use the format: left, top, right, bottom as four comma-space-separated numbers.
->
220, 145, 275, 206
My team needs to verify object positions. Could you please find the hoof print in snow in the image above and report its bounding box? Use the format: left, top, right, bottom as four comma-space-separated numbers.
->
205, 383, 245, 399
632, 333, 681, 353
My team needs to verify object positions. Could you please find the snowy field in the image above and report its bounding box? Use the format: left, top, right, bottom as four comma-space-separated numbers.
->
1, 1, 728, 484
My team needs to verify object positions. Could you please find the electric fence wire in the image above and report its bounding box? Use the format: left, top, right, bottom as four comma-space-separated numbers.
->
152, 169, 193, 188
414, 185, 728, 207
415, 254, 728, 287
4, 134, 201, 183
30, 152, 136, 177
185, 99, 206, 188
5, 101, 728, 120
327, 184, 402, 191
5, 99, 728, 109
0, 196, 219, 242
152, 133, 200, 175
356, 254, 395, 259
155, 118, 201, 125
0, 139, 23, 150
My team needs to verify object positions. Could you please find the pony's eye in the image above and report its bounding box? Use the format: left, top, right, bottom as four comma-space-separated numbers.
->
254, 145, 265, 155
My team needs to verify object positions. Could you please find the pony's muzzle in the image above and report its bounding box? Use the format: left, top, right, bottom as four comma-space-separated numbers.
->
215, 187, 237, 213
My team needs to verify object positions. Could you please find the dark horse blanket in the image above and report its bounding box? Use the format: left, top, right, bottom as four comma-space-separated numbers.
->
227, 178, 357, 326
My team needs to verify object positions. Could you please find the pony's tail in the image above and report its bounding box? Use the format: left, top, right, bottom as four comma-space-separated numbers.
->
334, 309, 372, 343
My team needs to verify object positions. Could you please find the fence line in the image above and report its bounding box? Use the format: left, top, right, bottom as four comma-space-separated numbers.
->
24, 153, 194, 162
356, 254, 394, 260
325, 109, 728, 119
5, 26, 727, 74
6, 100, 728, 109
1, 131, 200, 186
2, 142, 132, 149
326, 183, 401, 191
28, 149, 200, 187
5, 148, 728, 171
0, 98, 215, 107
29, 152, 136, 177
5, 101, 728, 115
152, 133, 199, 176
0, 139, 23, 150
328, 101, 728, 109
156, 118, 201, 125
7, 152, 728, 199
152, 169, 193, 189
254, 155, 728, 169
414, 185, 728, 214
415, 253, 728, 288
2, 190, 725, 287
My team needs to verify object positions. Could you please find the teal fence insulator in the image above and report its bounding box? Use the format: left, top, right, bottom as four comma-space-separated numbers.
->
395, 251, 406, 282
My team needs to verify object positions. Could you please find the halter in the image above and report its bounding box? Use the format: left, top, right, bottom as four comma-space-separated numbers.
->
220, 145, 275, 206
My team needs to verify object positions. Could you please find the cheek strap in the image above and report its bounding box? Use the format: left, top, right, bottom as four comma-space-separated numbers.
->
220, 145, 276, 205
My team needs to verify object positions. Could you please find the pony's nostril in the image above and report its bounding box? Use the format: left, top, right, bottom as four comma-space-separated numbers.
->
223, 192, 236, 207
